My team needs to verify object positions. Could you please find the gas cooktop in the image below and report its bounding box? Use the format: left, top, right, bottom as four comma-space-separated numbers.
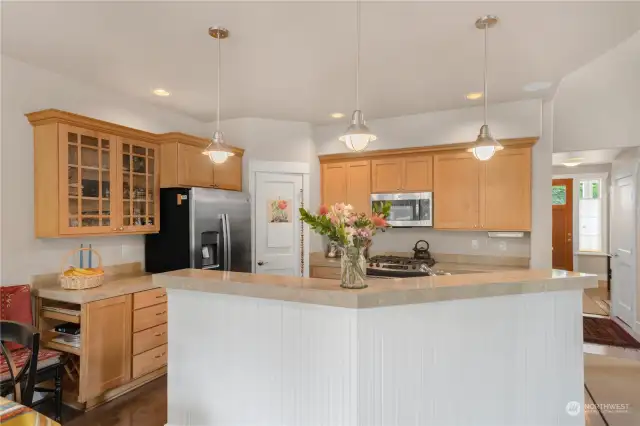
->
367, 255, 437, 278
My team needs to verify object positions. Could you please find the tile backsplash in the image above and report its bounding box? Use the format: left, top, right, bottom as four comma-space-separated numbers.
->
367, 228, 530, 258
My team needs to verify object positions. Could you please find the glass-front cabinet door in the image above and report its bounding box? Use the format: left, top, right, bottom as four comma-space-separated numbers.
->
117, 137, 160, 233
59, 125, 117, 235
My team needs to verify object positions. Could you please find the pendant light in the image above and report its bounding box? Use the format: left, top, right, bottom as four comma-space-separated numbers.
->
468, 15, 503, 161
203, 26, 235, 164
339, 0, 376, 152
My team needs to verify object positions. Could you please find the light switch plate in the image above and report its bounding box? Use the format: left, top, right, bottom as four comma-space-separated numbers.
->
499, 241, 508, 251
471, 240, 479, 250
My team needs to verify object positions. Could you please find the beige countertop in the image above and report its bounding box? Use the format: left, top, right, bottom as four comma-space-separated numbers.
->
154, 268, 597, 309
33, 274, 158, 304
310, 252, 528, 273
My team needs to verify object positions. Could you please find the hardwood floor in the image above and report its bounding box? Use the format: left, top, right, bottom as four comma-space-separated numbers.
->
40, 376, 167, 426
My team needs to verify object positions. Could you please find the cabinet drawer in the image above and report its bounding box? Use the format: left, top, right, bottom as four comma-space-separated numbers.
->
133, 303, 167, 333
311, 266, 341, 280
132, 344, 167, 379
133, 323, 168, 355
133, 288, 167, 310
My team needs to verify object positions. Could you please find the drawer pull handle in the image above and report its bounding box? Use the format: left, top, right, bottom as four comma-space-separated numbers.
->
155, 294, 166, 299
156, 311, 167, 316
154, 353, 166, 359
154, 332, 166, 337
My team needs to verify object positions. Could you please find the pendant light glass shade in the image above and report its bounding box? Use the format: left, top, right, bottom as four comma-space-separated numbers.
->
338, 110, 377, 152
470, 124, 503, 161
341, 0, 375, 151
203, 130, 235, 164
468, 16, 503, 161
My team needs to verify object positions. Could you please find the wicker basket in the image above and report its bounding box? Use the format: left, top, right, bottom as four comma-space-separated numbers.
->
59, 247, 105, 290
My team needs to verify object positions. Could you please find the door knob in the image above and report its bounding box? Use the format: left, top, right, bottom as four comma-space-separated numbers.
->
257, 261, 268, 266
119, 226, 124, 231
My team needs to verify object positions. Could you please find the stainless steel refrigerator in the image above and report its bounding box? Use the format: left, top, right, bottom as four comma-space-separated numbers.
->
145, 188, 251, 273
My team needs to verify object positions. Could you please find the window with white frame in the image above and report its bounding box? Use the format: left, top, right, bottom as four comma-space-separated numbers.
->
578, 178, 603, 252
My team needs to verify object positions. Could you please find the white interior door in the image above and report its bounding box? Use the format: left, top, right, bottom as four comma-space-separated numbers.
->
611, 171, 637, 327
255, 172, 303, 276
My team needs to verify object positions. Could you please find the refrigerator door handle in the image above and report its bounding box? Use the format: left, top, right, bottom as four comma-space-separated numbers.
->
222, 214, 231, 271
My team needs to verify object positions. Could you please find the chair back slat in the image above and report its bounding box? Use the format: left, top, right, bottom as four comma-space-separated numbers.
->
0, 320, 40, 405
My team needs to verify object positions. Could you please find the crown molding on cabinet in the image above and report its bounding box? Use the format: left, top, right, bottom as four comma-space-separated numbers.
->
156, 132, 244, 156
25, 109, 244, 156
318, 137, 538, 163
26, 109, 158, 143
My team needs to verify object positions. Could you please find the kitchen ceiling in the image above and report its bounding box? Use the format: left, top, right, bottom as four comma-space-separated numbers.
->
553, 149, 623, 166
3, 1, 640, 124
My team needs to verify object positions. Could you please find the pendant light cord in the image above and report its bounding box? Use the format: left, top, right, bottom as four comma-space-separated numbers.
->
355, 0, 361, 110
483, 22, 488, 126
216, 30, 221, 132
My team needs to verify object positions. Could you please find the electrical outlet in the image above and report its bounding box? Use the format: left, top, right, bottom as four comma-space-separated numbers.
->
499, 241, 507, 251
471, 240, 479, 250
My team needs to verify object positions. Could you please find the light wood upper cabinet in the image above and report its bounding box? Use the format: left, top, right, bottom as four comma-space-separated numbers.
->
346, 161, 372, 214
434, 152, 481, 230
176, 143, 214, 187
434, 148, 532, 231
118, 137, 160, 232
30, 111, 161, 238
402, 155, 433, 192
321, 163, 348, 207
213, 154, 243, 191
371, 155, 433, 193
79, 295, 132, 402
371, 158, 403, 192
58, 124, 118, 235
322, 160, 371, 213
480, 147, 531, 231
158, 133, 244, 191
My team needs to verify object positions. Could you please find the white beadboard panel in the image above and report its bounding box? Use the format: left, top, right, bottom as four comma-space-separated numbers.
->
167, 289, 358, 426
356, 291, 584, 426
167, 289, 584, 426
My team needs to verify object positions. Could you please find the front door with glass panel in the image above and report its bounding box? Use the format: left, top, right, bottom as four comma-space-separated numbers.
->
552, 179, 573, 270
59, 125, 117, 235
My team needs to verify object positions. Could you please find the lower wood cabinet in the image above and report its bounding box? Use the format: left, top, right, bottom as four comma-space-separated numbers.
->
133, 344, 168, 379
40, 287, 169, 406
79, 295, 132, 402
310, 265, 341, 280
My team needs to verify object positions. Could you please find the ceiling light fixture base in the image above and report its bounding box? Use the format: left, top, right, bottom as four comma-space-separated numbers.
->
475, 15, 498, 29
209, 27, 229, 39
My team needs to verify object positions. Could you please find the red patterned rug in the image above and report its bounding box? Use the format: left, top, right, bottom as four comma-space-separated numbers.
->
583, 316, 640, 349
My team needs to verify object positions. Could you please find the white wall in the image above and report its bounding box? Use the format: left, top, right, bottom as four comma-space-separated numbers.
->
554, 31, 640, 152
210, 118, 322, 250
313, 99, 548, 263
0, 55, 209, 285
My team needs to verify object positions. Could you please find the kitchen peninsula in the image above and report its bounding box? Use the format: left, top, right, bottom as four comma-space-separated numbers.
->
155, 269, 596, 426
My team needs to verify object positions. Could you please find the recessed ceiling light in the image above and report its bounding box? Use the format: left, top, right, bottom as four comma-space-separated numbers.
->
562, 157, 583, 167
523, 81, 552, 92
331, 112, 345, 119
465, 92, 483, 100
153, 88, 171, 97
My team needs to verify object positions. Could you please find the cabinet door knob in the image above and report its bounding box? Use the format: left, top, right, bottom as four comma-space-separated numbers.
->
112, 228, 117, 231
119, 226, 124, 231
257, 261, 267, 266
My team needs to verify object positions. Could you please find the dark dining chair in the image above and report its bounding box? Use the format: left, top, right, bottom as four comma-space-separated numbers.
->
0, 320, 64, 422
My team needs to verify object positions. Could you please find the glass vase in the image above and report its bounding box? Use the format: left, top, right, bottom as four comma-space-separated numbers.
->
340, 246, 367, 289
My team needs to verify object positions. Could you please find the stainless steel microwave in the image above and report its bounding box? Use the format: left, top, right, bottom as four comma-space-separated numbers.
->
371, 192, 433, 227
